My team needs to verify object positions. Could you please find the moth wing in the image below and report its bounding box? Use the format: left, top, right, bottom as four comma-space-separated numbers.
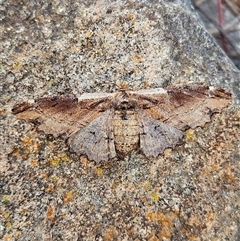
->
67, 109, 116, 162
138, 111, 183, 157
12, 93, 114, 138
133, 86, 231, 130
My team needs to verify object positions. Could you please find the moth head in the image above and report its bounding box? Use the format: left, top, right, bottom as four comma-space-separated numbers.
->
113, 90, 136, 110
117, 82, 129, 91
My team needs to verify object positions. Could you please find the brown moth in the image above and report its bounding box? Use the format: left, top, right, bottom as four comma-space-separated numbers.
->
12, 85, 231, 162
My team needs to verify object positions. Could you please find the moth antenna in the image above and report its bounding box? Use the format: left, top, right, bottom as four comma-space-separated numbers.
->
117, 82, 129, 91
143, 81, 151, 89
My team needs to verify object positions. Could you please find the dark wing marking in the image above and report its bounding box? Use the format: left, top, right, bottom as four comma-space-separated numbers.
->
138, 111, 183, 157
12, 93, 113, 138
133, 86, 231, 130
67, 109, 116, 162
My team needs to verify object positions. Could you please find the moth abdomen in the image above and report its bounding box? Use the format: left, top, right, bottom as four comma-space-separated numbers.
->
113, 110, 140, 155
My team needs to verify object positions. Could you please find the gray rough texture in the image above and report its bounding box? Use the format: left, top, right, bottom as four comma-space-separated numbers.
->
0, 0, 240, 240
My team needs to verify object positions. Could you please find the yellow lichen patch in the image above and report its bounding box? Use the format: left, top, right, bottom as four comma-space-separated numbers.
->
63, 191, 74, 205
206, 212, 214, 220
143, 181, 151, 190
48, 154, 71, 167
103, 225, 117, 241
51, 175, 58, 182
151, 192, 159, 202
3, 211, 10, 219
2, 195, 9, 203
46, 205, 54, 221
57, 188, 63, 194
61, 155, 71, 163
95, 167, 103, 175
49, 158, 60, 167
185, 129, 195, 142
6, 222, 11, 229
8, 60, 21, 71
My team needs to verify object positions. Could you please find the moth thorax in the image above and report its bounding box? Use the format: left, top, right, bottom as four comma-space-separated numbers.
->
113, 109, 140, 155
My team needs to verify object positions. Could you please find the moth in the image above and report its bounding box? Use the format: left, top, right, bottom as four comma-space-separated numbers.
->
12, 85, 231, 162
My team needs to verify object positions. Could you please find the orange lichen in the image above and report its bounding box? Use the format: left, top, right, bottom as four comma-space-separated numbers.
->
10, 147, 20, 157
2, 234, 13, 241
186, 214, 201, 227
126, 13, 134, 20
46, 205, 54, 221
45, 184, 54, 193
30, 159, 39, 167
127, 227, 134, 236
148, 233, 160, 241
103, 225, 117, 241
131, 53, 142, 63
21, 136, 32, 145
222, 164, 238, 183
146, 212, 174, 239
0, 108, 7, 116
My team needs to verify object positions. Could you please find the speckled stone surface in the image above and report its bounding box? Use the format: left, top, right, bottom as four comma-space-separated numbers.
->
0, 0, 240, 240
